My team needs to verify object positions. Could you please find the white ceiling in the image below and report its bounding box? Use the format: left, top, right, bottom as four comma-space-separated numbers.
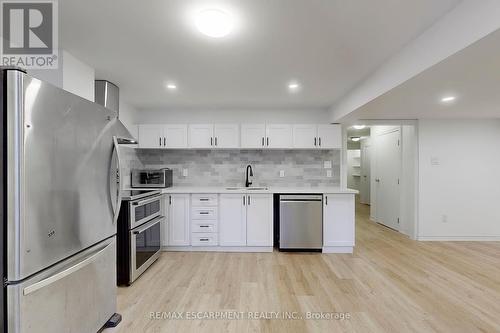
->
340, 27, 500, 122
60, 0, 460, 110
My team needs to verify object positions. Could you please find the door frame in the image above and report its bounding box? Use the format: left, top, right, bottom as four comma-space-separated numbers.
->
342, 120, 419, 240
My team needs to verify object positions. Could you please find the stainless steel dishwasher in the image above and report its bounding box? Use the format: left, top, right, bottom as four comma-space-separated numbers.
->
279, 195, 323, 250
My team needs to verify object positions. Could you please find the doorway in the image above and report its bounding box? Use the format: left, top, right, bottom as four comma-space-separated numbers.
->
347, 122, 417, 239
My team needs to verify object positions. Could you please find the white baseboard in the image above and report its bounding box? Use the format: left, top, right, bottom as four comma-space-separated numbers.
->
322, 246, 353, 254
417, 236, 500, 241
163, 246, 273, 253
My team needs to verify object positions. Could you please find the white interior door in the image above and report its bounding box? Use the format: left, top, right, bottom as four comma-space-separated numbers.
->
360, 141, 371, 205
241, 124, 266, 148
138, 125, 163, 148
188, 124, 214, 148
375, 130, 401, 230
164, 124, 188, 148
214, 124, 239, 148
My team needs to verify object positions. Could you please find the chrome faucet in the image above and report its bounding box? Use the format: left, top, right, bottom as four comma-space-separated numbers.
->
245, 165, 253, 187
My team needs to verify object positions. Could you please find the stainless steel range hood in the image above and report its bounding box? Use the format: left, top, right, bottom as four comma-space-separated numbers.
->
95, 80, 137, 144
95, 80, 120, 113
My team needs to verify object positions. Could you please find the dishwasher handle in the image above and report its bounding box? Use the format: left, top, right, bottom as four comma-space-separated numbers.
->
279, 195, 323, 202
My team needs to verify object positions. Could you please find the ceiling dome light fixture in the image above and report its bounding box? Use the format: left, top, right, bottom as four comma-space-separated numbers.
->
353, 125, 366, 130
351, 137, 361, 142
195, 9, 233, 38
166, 83, 177, 90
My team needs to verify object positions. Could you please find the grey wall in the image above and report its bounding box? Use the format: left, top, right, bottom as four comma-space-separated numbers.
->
121, 149, 340, 188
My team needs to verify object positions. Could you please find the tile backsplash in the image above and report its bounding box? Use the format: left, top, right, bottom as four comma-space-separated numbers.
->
121, 149, 340, 187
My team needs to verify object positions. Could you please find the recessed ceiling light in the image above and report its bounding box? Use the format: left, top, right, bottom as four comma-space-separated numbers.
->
195, 9, 233, 38
288, 82, 301, 92
353, 125, 366, 130
351, 137, 361, 142
166, 83, 177, 90
441, 96, 456, 103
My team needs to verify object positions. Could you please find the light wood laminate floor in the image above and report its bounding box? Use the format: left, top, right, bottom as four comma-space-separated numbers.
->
109, 202, 500, 333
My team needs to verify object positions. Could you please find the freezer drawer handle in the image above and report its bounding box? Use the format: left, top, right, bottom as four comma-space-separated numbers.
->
23, 240, 113, 296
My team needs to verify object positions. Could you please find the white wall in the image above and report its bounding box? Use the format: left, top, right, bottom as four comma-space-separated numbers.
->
119, 101, 139, 138
27, 50, 95, 101
330, 0, 500, 122
135, 108, 331, 124
418, 119, 500, 240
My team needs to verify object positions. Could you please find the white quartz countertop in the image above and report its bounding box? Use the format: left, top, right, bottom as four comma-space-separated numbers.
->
125, 186, 358, 195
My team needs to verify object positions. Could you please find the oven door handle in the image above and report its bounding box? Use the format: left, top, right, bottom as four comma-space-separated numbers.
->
132, 216, 165, 234
132, 196, 161, 207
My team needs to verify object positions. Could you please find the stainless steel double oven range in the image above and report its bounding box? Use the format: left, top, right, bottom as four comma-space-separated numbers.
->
117, 190, 164, 285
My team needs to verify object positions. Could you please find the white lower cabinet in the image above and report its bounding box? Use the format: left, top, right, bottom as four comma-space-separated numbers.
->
246, 194, 273, 246
323, 194, 355, 249
191, 194, 218, 246
219, 194, 247, 246
219, 194, 273, 247
165, 194, 190, 246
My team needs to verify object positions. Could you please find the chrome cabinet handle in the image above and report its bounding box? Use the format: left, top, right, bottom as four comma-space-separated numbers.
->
215, 137, 218, 146
243, 196, 245, 206
199, 212, 209, 215
169, 195, 172, 205
319, 137, 322, 146
199, 225, 210, 228
200, 238, 210, 241
163, 137, 166, 146
210, 137, 213, 146
325, 196, 328, 205
262, 137, 264, 146
159, 137, 162, 146
199, 198, 209, 201
248, 195, 251, 205
314, 137, 317, 146
267, 137, 269, 146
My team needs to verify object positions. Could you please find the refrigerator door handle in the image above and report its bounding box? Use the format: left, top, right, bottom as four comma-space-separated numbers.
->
22, 240, 114, 296
110, 136, 122, 224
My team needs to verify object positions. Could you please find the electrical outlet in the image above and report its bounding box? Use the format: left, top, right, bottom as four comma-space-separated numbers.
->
182, 169, 188, 177
441, 215, 448, 223
326, 170, 332, 178
279, 170, 285, 178
324, 161, 332, 169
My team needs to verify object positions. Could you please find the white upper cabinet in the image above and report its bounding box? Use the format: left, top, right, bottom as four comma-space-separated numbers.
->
293, 124, 318, 149
266, 124, 293, 148
189, 124, 214, 148
214, 124, 239, 148
164, 124, 188, 148
137, 123, 341, 150
138, 124, 164, 148
317, 124, 342, 149
241, 124, 266, 149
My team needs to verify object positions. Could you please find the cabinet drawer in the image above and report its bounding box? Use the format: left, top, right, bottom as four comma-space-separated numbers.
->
191, 194, 218, 206
191, 207, 218, 220
191, 233, 218, 246
191, 221, 218, 233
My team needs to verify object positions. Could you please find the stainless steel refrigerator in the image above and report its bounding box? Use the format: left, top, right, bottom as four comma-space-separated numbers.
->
0, 68, 135, 332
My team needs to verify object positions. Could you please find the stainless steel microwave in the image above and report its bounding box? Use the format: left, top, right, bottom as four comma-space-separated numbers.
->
131, 168, 173, 188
